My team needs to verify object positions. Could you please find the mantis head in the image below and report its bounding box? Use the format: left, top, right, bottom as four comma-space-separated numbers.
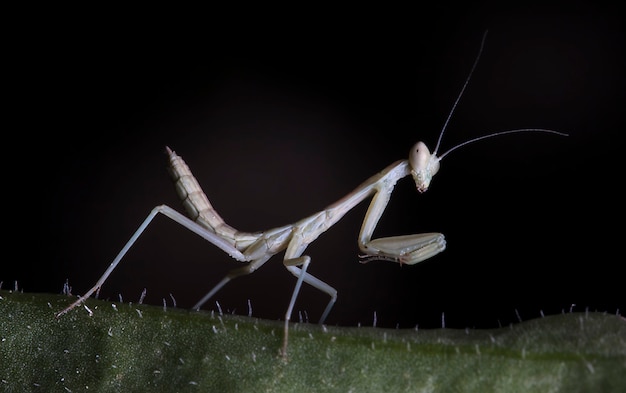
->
409, 141, 440, 193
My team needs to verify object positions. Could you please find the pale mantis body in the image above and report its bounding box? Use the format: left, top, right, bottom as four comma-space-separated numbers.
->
56, 33, 567, 357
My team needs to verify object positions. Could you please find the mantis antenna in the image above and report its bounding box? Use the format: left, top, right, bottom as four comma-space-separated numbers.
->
433, 30, 489, 156
428, 30, 567, 163
437, 128, 568, 161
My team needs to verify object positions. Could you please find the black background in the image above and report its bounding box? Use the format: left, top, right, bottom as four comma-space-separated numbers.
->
5, 3, 624, 329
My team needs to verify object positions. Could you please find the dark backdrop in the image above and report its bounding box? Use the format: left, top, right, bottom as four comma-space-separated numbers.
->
5, 3, 624, 329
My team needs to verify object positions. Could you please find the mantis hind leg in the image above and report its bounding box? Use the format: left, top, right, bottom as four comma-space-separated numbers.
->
191, 256, 271, 310
56, 204, 249, 317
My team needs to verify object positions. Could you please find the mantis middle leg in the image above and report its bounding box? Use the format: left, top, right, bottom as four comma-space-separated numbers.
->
279, 232, 338, 357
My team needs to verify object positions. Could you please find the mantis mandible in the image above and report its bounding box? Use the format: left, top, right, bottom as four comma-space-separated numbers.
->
56, 32, 567, 358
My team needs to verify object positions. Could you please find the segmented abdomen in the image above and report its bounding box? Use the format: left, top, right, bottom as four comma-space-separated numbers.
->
165, 146, 239, 242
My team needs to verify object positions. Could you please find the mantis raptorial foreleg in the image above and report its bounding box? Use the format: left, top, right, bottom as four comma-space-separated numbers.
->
57, 31, 567, 359
357, 174, 445, 264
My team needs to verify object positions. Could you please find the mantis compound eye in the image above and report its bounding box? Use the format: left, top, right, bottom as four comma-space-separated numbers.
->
409, 141, 440, 193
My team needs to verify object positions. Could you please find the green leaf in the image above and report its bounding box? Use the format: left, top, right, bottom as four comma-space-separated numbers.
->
1, 290, 624, 392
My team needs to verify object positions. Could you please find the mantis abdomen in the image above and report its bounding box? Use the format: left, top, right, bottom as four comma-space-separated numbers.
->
166, 146, 241, 245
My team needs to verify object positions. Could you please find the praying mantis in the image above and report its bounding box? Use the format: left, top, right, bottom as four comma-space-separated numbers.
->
56, 32, 567, 358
